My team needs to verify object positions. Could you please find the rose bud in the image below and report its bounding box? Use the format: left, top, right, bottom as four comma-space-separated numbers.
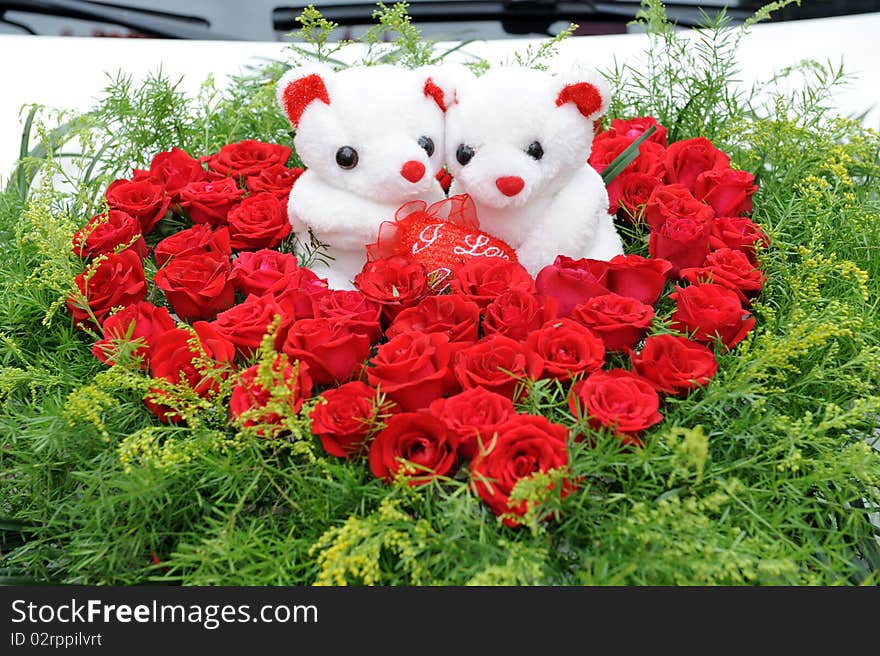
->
153, 250, 235, 322
386, 294, 481, 344
179, 178, 246, 227
449, 258, 536, 308
67, 250, 147, 329
482, 289, 558, 342
571, 293, 655, 351
154, 224, 231, 268
72, 210, 147, 260
205, 139, 292, 179
282, 317, 372, 387
470, 414, 571, 528
524, 318, 606, 382
226, 192, 291, 251
454, 334, 527, 401
429, 387, 516, 460
105, 178, 170, 235
569, 369, 663, 444
670, 282, 756, 349
366, 331, 460, 411
664, 137, 730, 192
369, 412, 457, 485
311, 381, 389, 458
229, 357, 312, 435
629, 334, 718, 396
92, 301, 176, 368
535, 255, 610, 318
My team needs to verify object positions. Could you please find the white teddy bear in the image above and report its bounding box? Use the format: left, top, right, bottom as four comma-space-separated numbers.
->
444, 65, 624, 275
277, 64, 450, 289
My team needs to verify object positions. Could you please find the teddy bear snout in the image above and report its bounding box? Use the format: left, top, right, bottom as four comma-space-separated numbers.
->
495, 176, 525, 197
400, 160, 426, 183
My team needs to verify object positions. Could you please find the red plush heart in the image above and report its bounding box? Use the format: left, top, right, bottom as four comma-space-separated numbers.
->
367, 194, 517, 291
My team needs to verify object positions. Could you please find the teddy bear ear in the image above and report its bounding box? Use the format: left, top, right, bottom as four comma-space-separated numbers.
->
419, 64, 475, 111
276, 65, 334, 127
554, 68, 610, 121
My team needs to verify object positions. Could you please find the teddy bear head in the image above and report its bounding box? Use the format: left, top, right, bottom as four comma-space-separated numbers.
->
444, 65, 610, 209
277, 63, 450, 203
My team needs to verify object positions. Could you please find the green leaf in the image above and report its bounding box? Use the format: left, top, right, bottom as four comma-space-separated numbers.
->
600, 125, 658, 185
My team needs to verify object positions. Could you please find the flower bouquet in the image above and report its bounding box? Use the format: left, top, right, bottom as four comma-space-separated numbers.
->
1, 1, 878, 586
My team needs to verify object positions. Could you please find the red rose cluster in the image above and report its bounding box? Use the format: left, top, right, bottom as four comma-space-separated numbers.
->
589, 117, 768, 348
67, 119, 767, 529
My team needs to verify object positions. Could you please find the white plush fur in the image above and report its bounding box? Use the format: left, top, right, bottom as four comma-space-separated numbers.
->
445, 66, 624, 275
277, 64, 450, 289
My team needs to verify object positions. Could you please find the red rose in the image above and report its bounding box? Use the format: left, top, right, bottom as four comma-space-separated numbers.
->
670, 283, 756, 348
615, 172, 663, 221
366, 331, 460, 411
591, 136, 665, 214
67, 250, 147, 328
153, 250, 234, 322
311, 381, 388, 458
230, 248, 300, 298
569, 369, 663, 441
680, 247, 764, 304
609, 116, 668, 146
368, 412, 457, 485
179, 179, 246, 227
664, 137, 731, 192
211, 294, 288, 359
226, 192, 291, 251
470, 414, 570, 527
645, 184, 714, 276
449, 258, 536, 308
148, 147, 206, 201
454, 334, 527, 400
524, 318, 606, 382
314, 289, 382, 342
482, 289, 558, 342
535, 255, 610, 318
274, 268, 330, 321
709, 216, 770, 260
429, 388, 515, 461
645, 183, 715, 232
436, 167, 453, 193
606, 254, 672, 306
154, 224, 231, 268
92, 301, 175, 368
694, 168, 758, 217
354, 256, 428, 324
146, 322, 235, 423
630, 334, 718, 396
72, 210, 147, 260
386, 294, 480, 344
570, 293, 655, 351
245, 164, 304, 200
282, 317, 372, 387
649, 212, 713, 277
589, 133, 665, 178
205, 140, 292, 179
229, 357, 312, 434
105, 178, 170, 234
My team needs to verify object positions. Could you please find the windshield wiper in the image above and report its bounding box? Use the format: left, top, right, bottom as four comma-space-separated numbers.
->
0, 0, 242, 39
273, 0, 752, 34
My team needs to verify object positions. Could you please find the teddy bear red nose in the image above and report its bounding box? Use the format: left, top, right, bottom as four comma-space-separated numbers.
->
400, 160, 426, 183
496, 176, 525, 197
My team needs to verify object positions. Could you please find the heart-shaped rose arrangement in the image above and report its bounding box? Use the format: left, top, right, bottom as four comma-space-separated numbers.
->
66, 117, 767, 527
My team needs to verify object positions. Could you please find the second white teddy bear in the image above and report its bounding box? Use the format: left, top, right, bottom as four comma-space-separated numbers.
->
444, 66, 624, 275
277, 64, 449, 289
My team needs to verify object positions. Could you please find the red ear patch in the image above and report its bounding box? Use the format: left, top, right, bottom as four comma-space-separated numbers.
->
282, 74, 330, 126
556, 82, 603, 119
423, 78, 447, 112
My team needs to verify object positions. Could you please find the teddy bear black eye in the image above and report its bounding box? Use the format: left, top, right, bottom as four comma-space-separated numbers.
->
526, 141, 544, 160
418, 136, 435, 157
335, 146, 358, 169
456, 144, 475, 166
